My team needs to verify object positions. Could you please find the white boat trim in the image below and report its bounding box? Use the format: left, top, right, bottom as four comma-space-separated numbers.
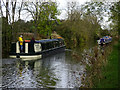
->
9, 54, 42, 61
25, 43, 28, 53
16, 42, 20, 53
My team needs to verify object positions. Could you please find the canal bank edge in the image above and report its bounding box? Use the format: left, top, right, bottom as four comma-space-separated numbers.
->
82, 40, 119, 88
93, 41, 119, 88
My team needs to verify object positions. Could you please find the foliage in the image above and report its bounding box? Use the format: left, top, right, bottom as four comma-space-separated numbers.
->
81, 1, 119, 37
36, 1, 60, 37
56, 16, 101, 49
56, 2, 102, 49
109, 2, 120, 36
93, 42, 119, 88
81, 2, 112, 28
2, 17, 12, 57
56, 1, 119, 49
23, 1, 60, 38
13, 19, 35, 33
100, 29, 111, 36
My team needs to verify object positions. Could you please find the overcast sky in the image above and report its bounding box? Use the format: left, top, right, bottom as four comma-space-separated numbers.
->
2, 0, 118, 29
1, 0, 91, 21
19, 0, 91, 20
1, 0, 119, 21
56, 0, 91, 19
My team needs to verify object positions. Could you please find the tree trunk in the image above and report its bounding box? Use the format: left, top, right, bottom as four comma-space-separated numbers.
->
11, 1, 16, 22
0, 0, 3, 17
11, 1, 17, 41
5, 0, 9, 49
18, 1, 23, 20
6, 1, 9, 22
34, 2, 39, 39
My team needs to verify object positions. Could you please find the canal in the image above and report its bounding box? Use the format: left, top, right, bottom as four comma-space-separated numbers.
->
2, 50, 87, 88
2, 43, 110, 88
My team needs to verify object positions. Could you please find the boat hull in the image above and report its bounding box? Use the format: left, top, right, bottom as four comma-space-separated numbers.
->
9, 54, 42, 60
97, 36, 112, 45
9, 45, 65, 60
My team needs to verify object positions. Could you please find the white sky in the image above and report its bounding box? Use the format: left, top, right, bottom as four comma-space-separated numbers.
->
1, 0, 117, 29
1, 0, 91, 21
21, 0, 91, 20
18, 0, 91, 21
56, 0, 91, 19
1, 0, 119, 21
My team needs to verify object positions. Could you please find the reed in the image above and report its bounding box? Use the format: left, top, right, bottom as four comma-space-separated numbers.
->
82, 41, 117, 88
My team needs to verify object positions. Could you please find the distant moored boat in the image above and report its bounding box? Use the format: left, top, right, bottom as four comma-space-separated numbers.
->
97, 36, 112, 45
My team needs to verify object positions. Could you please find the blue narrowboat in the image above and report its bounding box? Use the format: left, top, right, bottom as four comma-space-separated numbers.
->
9, 39, 65, 60
97, 36, 112, 45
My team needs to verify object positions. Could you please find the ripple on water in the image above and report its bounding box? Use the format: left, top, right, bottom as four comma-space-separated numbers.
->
2, 52, 87, 88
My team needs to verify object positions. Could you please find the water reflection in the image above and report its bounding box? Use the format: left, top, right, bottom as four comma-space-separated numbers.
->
2, 51, 86, 88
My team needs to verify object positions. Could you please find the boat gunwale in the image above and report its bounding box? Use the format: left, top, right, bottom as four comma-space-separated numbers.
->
9, 45, 66, 56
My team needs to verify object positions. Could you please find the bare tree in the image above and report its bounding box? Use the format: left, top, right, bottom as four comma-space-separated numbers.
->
67, 1, 80, 21
0, 0, 3, 17
23, 1, 42, 38
2, 0, 11, 23
18, 0, 24, 20
23, 1, 41, 21
11, 0, 17, 22
6, 0, 9, 22
2, 0, 24, 23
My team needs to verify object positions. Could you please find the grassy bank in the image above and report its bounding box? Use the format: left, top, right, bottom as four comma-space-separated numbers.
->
93, 42, 119, 88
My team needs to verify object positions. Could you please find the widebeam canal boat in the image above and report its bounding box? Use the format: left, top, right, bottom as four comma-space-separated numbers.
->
9, 39, 65, 60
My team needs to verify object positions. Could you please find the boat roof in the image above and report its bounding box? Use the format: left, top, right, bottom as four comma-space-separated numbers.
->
35, 39, 63, 43
103, 36, 109, 38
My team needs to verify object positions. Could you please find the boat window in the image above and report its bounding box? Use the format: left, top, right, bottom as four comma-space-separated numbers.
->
62, 40, 64, 45
52, 42, 54, 48
41, 40, 64, 51
46, 42, 49, 50
57, 41, 59, 47
49, 42, 52, 49
51, 42, 54, 48
44, 43, 47, 50
47, 42, 50, 49
42, 42, 49, 50
49, 42, 51, 49
60, 41, 62, 46
41, 43, 45, 50
55, 41, 58, 47
53, 41, 56, 48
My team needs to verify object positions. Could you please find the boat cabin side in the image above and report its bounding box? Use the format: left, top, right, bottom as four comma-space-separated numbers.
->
97, 36, 112, 45
10, 39, 65, 54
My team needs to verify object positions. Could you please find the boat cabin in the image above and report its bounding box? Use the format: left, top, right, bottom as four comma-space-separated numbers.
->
97, 36, 112, 45
9, 39, 65, 60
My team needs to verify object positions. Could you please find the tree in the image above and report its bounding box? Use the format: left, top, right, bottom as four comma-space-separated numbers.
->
11, 0, 17, 22
109, 1, 120, 36
56, 1, 101, 49
18, 0, 24, 20
0, 0, 3, 17
1, 0, 24, 57
81, 2, 113, 29
24, 1, 60, 38
1, 0, 24, 39
37, 1, 60, 37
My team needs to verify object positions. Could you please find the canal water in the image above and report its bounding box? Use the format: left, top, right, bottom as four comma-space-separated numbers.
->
2, 50, 87, 88
1, 40, 112, 88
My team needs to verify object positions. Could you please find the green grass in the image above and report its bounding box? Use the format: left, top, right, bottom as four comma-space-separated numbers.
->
94, 42, 119, 88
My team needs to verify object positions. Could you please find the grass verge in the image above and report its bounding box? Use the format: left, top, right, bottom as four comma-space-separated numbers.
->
94, 42, 119, 88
